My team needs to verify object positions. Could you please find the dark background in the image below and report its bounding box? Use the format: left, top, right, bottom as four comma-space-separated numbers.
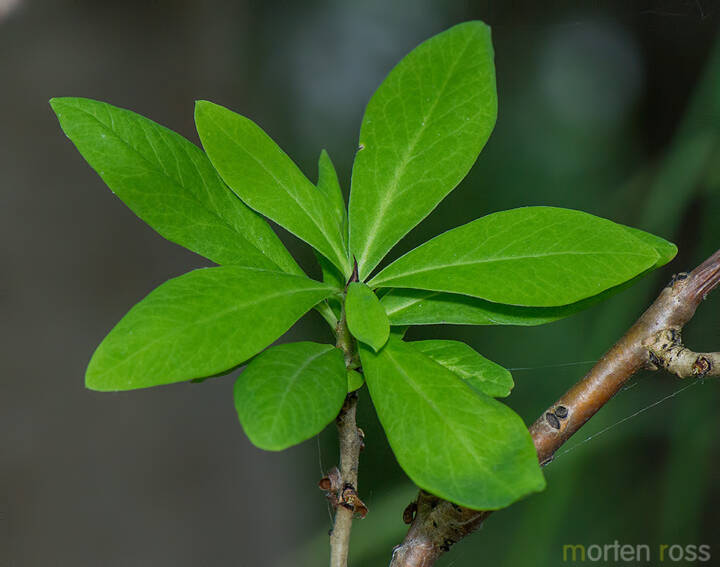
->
2, 1, 720, 565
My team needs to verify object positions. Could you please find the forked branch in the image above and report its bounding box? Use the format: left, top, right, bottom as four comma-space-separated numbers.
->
389, 248, 720, 567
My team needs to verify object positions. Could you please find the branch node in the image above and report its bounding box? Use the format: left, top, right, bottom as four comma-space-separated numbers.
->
340, 484, 368, 519
319, 466, 343, 509
644, 328, 719, 378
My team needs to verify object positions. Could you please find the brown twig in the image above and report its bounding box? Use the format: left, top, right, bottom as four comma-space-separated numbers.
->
328, 260, 367, 567
329, 393, 364, 567
389, 248, 720, 567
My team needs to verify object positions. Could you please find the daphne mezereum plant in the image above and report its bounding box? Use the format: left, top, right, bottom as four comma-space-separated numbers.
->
51, 21, 686, 566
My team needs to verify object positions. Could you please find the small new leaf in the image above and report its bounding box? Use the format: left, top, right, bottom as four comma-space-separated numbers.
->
316, 149, 347, 242
314, 251, 345, 323
370, 207, 661, 307
409, 339, 513, 398
347, 369, 365, 392
360, 337, 545, 510
234, 342, 347, 451
86, 267, 335, 391
345, 282, 390, 351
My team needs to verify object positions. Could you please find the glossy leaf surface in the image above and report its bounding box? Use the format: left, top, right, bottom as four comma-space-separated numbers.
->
380, 229, 675, 325
195, 101, 351, 276
623, 225, 677, 268
409, 339, 513, 398
349, 22, 497, 280
347, 370, 365, 392
370, 207, 661, 306
86, 267, 334, 391
234, 342, 346, 451
51, 97, 300, 274
316, 149, 347, 241
382, 289, 571, 326
345, 282, 390, 351
315, 251, 345, 322
360, 338, 545, 509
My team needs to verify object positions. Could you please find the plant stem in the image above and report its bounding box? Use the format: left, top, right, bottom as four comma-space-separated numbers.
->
329, 393, 361, 567
329, 291, 364, 567
389, 248, 720, 567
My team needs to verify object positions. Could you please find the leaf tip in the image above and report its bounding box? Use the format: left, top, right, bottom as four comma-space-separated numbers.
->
49, 97, 68, 116
193, 99, 217, 121
462, 19, 492, 31
347, 369, 365, 392
368, 335, 390, 353
85, 360, 131, 392
84, 371, 111, 392
449, 20, 494, 46
663, 241, 679, 265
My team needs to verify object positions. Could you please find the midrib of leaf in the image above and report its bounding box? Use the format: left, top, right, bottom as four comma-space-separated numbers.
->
373, 249, 657, 285
381, 346, 515, 495
205, 112, 348, 271
69, 102, 284, 269
356, 34, 475, 277
94, 277, 329, 378
267, 349, 330, 437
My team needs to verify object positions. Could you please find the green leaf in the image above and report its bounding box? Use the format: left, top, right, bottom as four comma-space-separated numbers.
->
313, 251, 345, 325
347, 369, 365, 392
50, 97, 301, 275
409, 340, 513, 398
316, 252, 346, 290
234, 342, 347, 451
86, 267, 334, 391
360, 338, 545, 509
381, 283, 618, 327
345, 283, 390, 351
390, 326, 409, 338
623, 225, 677, 268
382, 289, 572, 326
370, 207, 661, 307
316, 149, 347, 242
380, 225, 677, 326
194, 101, 351, 276
349, 21, 497, 280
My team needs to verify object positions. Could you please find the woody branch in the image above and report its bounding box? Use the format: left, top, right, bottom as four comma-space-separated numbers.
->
388, 248, 720, 567
325, 261, 368, 567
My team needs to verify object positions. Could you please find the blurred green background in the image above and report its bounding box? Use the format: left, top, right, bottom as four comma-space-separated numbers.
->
2, 1, 719, 566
